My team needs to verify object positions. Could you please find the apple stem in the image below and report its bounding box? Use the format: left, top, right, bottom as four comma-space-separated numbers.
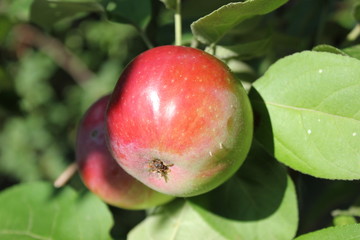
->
190, 38, 199, 48
205, 43, 216, 55
54, 163, 78, 188
174, 0, 182, 46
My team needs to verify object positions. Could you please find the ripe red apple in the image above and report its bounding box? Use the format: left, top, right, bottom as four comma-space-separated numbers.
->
76, 95, 174, 209
106, 45, 253, 197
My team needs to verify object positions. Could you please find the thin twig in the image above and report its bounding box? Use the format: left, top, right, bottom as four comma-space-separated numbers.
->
13, 24, 95, 86
54, 163, 78, 188
136, 26, 154, 49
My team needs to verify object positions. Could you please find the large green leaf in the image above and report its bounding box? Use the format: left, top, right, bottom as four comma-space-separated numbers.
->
128, 143, 298, 240
252, 51, 360, 180
0, 182, 113, 240
101, 0, 151, 30
294, 224, 360, 240
191, 0, 288, 45
30, 0, 104, 30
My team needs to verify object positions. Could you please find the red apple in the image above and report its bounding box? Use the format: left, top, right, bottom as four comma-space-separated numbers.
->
106, 45, 253, 197
76, 95, 174, 209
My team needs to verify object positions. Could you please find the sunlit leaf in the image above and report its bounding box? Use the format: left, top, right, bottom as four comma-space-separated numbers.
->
0, 182, 113, 240
252, 51, 360, 180
191, 0, 288, 44
294, 224, 360, 240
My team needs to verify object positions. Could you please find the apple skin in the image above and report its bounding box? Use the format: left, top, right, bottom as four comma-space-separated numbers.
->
76, 95, 174, 210
106, 45, 253, 197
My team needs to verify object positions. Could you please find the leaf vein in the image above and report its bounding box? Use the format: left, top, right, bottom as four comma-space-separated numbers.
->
169, 202, 188, 240
312, 83, 360, 110
0, 230, 52, 240
266, 101, 360, 123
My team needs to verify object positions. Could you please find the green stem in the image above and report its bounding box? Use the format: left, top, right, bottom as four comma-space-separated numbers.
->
136, 26, 154, 49
347, 24, 360, 42
174, 0, 182, 46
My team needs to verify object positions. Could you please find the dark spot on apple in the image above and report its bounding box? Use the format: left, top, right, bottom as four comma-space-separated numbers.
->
148, 158, 174, 182
91, 129, 98, 138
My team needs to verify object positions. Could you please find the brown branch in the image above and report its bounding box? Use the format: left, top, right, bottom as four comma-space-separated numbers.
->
13, 24, 95, 86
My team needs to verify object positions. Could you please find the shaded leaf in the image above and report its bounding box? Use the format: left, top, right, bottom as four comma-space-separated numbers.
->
294, 224, 360, 240
158, 0, 176, 10
2, 0, 34, 21
313, 44, 360, 61
128, 143, 298, 240
0, 182, 113, 240
252, 51, 360, 180
353, 2, 360, 22
191, 0, 288, 44
101, 0, 151, 30
313, 44, 348, 56
30, 0, 104, 31
343, 44, 360, 60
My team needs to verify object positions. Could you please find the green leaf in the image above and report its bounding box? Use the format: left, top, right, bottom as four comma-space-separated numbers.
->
333, 215, 357, 226
2, 0, 34, 21
128, 143, 298, 240
252, 51, 360, 180
343, 44, 360, 60
158, 0, 176, 10
294, 224, 360, 240
313, 44, 360, 61
128, 200, 227, 240
101, 0, 151, 30
209, 34, 273, 60
191, 0, 288, 45
353, 2, 360, 22
313, 44, 348, 56
30, 0, 104, 31
181, 0, 234, 19
0, 182, 113, 240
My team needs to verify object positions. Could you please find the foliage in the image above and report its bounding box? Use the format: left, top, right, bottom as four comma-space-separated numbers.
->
0, 0, 359, 239
0, 182, 113, 240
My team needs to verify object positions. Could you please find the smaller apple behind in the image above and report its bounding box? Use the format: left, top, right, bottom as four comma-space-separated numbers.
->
106, 45, 253, 197
76, 95, 174, 210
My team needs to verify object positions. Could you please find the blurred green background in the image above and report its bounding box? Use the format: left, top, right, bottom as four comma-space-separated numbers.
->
0, 0, 150, 189
0, 2, 359, 236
